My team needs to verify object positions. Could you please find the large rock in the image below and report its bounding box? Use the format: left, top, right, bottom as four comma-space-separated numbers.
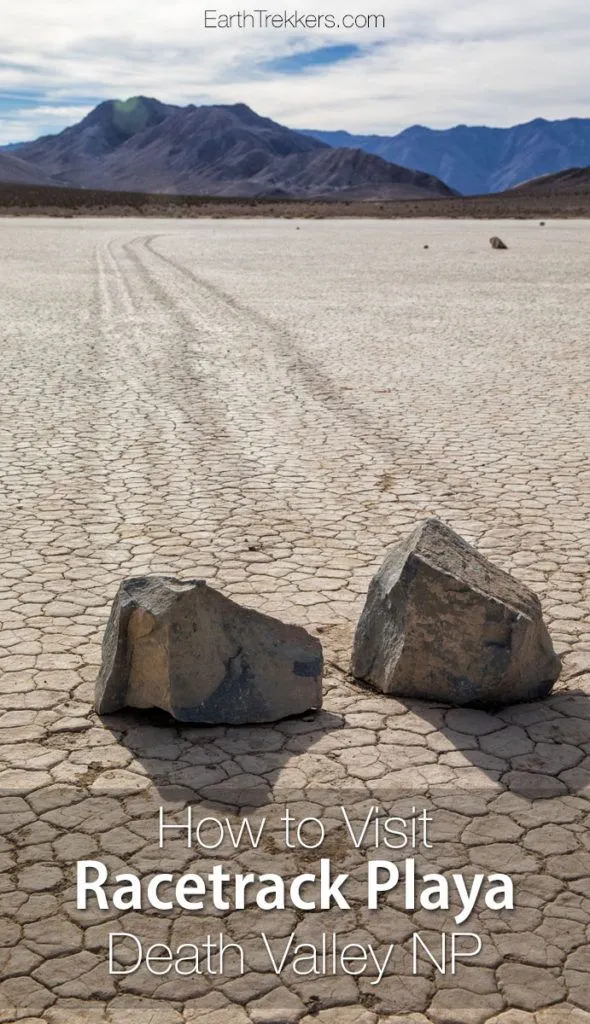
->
96, 576, 323, 723
351, 519, 561, 706
490, 236, 508, 249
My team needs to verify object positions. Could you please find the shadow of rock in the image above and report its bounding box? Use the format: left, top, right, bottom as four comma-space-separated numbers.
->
98, 705, 346, 808
94, 663, 590, 815
380, 679, 590, 804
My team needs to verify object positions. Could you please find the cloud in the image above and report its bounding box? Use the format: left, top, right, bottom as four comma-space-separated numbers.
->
0, 0, 589, 143
0, 100, 94, 143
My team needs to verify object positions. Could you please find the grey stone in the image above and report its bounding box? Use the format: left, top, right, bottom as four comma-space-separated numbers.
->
95, 576, 323, 724
490, 236, 508, 249
350, 518, 561, 706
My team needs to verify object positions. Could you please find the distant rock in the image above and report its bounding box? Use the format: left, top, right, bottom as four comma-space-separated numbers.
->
96, 576, 323, 723
350, 518, 561, 706
490, 236, 508, 249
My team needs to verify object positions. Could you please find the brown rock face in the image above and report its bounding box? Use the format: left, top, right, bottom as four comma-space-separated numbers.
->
351, 519, 561, 706
95, 576, 323, 723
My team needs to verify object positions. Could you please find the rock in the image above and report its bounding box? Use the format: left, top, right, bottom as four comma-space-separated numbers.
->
350, 518, 561, 706
490, 236, 508, 249
95, 576, 323, 724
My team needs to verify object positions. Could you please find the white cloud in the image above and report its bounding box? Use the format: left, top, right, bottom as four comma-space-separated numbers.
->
0, 105, 93, 143
0, 0, 589, 142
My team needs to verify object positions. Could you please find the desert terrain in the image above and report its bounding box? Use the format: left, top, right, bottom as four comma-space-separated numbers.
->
1, 182, 590, 219
0, 218, 589, 1024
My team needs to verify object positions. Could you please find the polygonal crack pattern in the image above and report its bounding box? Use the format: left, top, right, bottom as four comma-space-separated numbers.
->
0, 219, 589, 1023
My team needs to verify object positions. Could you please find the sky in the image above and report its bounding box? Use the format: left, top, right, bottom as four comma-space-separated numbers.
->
1, 0, 589, 144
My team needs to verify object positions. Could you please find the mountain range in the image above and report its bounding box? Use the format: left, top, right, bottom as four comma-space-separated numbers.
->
302, 118, 590, 195
0, 149, 63, 186
2, 98, 455, 200
509, 166, 590, 195
3, 98, 589, 199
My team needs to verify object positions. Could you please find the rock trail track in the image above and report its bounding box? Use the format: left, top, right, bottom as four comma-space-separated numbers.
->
0, 217, 589, 1023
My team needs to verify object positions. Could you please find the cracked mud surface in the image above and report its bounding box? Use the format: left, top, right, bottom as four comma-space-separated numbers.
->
0, 217, 589, 1023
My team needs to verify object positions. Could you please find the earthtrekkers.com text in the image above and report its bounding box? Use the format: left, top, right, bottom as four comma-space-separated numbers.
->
204, 9, 386, 28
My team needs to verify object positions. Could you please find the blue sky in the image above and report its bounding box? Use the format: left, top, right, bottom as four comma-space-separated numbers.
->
263, 43, 363, 74
1, 0, 589, 144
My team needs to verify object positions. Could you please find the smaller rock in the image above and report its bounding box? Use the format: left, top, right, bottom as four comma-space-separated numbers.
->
540, 221, 546, 226
490, 236, 508, 250
95, 576, 323, 724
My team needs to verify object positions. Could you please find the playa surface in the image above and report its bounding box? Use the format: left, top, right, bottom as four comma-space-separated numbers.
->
1, 218, 589, 1023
